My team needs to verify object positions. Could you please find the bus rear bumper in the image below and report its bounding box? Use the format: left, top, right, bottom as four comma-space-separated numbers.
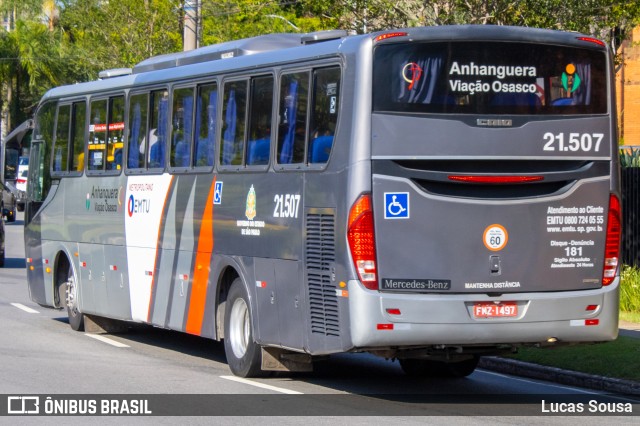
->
347, 279, 620, 350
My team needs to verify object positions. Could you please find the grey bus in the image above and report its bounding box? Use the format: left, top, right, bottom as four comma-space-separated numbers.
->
24, 25, 621, 378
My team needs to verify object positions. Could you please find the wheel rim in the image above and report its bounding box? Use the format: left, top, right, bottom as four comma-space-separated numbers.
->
229, 298, 250, 359
66, 272, 79, 318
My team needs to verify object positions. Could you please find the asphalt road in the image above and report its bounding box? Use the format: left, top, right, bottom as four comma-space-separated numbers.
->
0, 213, 638, 424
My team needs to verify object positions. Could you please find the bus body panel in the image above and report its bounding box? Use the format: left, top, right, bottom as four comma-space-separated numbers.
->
372, 175, 610, 293
372, 115, 612, 160
348, 278, 619, 348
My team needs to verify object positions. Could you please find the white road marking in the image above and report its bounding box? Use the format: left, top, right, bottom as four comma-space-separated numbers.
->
85, 333, 130, 348
478, 369, 600, 394
11, 303, 39, 314
220, 375, 303, 394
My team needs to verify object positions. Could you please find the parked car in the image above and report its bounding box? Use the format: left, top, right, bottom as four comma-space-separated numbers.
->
6, 180, 26, 212
18, 155, 28, 176
1, 182, 17, 223
16, 169, 28, 193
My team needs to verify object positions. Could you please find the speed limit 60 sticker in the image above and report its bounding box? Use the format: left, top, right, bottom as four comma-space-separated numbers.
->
483, 224, 508, 251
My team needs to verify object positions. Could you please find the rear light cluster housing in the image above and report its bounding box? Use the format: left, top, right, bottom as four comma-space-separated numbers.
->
347, 194, 378, 290
603, 194, 621, 285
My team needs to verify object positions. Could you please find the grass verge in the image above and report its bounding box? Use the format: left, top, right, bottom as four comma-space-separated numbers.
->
620, 265, 640, 312
507, 336, 640, 382
620, 310, 640, 324
504, 267, 640, 382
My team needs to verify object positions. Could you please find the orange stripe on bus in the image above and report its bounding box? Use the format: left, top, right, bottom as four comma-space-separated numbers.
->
185, 177, 216, 335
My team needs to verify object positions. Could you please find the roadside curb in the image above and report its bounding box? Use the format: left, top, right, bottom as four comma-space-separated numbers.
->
479, 356, 640, 396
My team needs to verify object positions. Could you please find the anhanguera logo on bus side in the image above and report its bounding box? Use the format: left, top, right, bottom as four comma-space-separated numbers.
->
85, 186, 123, 213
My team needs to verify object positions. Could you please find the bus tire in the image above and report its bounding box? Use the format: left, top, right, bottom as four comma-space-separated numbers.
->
399, 356, 479, 378
223, 278, 263, 378
64, 267, 84, 331
444, 356, 479, 378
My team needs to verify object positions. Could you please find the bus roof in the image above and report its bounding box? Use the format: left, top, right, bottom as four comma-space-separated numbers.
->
37, 25, 606, 105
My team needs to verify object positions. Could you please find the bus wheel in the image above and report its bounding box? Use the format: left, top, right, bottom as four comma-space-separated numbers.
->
64, 268, 84, 331
223, 278, 263, 377
399, 356, 479, 378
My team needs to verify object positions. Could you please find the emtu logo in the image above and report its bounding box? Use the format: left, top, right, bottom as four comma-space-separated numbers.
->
127, 195, 134, 217
127, 195, 151, 217
561, 63, 581, 95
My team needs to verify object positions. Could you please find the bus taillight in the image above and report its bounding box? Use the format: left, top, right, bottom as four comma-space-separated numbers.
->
374, 32, 408, 42
348, 194, 378, 290
576, 36, 606, 47
603, 194, 621, 286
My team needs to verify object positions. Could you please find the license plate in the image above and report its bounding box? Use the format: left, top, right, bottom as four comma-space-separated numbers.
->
473, 302, 517, 318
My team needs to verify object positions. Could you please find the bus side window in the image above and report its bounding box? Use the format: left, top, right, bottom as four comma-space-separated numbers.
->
31, 102, 56, 203
194, 83, 217, 167
147, 90, 169, 169
277, 72, 309, 165
88, 99, 107, 171
246, 76, 273, 166
127, 93, 148, 170
170, 87, 195, 168
220, 80, 247, 166
53, 104, 70, 172
71, 102, 87, 172
149, 90, 169, 169
309, 67, 340, 164
106, 96, 125, 171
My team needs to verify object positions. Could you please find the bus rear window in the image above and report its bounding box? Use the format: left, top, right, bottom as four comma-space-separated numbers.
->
373, 42, 607, 115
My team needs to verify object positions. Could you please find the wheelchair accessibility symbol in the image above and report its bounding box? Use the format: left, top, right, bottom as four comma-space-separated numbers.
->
214, 181, 223, 205
384, 192, 409, 219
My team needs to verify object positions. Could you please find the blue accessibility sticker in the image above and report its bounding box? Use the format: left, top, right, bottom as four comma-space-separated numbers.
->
214, 181, 223, 205
384, 192, 409, 219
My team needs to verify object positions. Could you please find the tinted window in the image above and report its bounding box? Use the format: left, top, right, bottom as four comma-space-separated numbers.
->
373, 42, 607, 115
53, 105, 70, 172
246, 76, 273, 166
107, 96, 125, 171
277, 72, 309, 164
171, 87, 195, 168
149, 90, 169, 169
31, 102, 56, 202
88, 99, 107, 171
71, 102, 86, 172
220, 81, 247, 166
194, 83, 217, 167
127, 93, 148, 170
309, 67, 340, 164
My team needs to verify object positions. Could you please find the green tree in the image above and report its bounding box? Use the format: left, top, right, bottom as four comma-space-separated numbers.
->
58, 0, 182, 72
314, 0, 640, 49
200, 0, 335, 45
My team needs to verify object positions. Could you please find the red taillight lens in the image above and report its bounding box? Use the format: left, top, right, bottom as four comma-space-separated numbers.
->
602, 194, 621, 286
576, 36, 606, 47
448, 175, 544, 184
347, 194, 378, 290
374, 32, 408, 42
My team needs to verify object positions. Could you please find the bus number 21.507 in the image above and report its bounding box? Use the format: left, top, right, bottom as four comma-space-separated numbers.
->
542, 132, 604, 153
273, 194, 301, 218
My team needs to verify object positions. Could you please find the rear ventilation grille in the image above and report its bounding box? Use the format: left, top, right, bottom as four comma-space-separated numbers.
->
306, 211, 339, 337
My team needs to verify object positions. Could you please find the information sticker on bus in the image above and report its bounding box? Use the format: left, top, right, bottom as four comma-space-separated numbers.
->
473, 302, 518, 318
